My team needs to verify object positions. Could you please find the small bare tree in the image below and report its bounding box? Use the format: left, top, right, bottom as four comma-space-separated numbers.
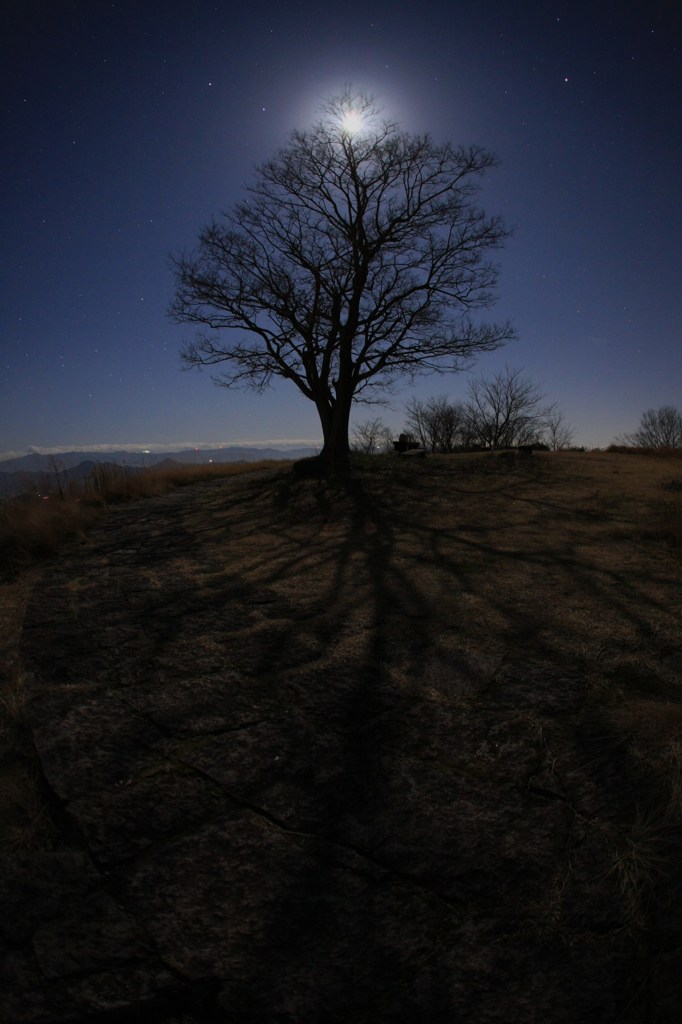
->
543, 406, 575, 450
465, 366, 548, 449
617, 406, 682, 449
404, 396, 468, 452
47, 455, 67, 499
351, 418, 393, 454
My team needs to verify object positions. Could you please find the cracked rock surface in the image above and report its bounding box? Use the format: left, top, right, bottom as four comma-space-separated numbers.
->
7, 462, 682, 1021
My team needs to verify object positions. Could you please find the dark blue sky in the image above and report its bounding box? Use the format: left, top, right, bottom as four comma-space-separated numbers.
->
1, 0, 680, 458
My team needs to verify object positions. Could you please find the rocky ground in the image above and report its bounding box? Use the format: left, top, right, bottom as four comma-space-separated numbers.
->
3, 455, 682, 1021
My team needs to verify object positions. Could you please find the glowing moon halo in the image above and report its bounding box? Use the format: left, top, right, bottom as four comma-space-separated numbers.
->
341, 108, 363, 134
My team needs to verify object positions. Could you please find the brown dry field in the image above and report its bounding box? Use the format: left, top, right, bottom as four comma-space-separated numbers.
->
2, 448, 682, 1020
2, 448, 682, 876
174, 449, 681, 711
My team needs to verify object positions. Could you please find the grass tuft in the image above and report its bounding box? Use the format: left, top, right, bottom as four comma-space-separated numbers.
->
0, 767, 58, 853
0, 498, 98, 578
610, 807, 678, 930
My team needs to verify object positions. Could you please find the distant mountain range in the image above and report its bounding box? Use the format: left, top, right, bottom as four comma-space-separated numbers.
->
0, 446, 317, 498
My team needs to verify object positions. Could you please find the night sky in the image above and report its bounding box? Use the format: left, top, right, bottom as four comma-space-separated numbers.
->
1, 0, 680, 459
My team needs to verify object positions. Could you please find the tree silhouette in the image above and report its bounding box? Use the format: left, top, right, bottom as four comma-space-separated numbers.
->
465, 366, 552, 449
171, 90, 514, 476
618, 407, 682, 449
351, 418, 393, 454
404, 396, 469, 452
544, 406, 574, 451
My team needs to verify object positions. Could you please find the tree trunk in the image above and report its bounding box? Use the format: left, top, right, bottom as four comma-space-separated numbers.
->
294, 394, 351, 480
318, 394, 351, 479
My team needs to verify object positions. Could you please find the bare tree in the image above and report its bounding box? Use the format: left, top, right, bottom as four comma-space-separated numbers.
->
617, 406, 682, 449
465, 366, 549, 449
351, 418, 393, 454
47, 455, 67, 499
404, 395, 468, 452
543, 405, 575, 450
170, 89, 514, 477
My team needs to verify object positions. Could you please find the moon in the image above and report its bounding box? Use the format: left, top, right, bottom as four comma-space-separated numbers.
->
341, 109, 363, 134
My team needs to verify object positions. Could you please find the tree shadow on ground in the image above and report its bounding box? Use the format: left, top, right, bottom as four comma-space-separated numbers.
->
18, 457, 682, 1022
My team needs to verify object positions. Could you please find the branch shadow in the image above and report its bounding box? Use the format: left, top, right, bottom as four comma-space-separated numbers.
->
20, 457, 682, 1020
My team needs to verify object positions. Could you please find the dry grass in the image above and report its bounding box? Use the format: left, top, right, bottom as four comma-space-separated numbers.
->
608, 807, 678, 930
607, 445, 682, 459
609, 700, 682, 817
294, 449, 682, 934
2, 447, 682, 915
653, 500, 682, 548
0, 459, 285, 578
0, 459, 286, 850
79, 458, 286, 505
0, 764, 58, 854
0, 497, 99, 578
0, 569, 58, 852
